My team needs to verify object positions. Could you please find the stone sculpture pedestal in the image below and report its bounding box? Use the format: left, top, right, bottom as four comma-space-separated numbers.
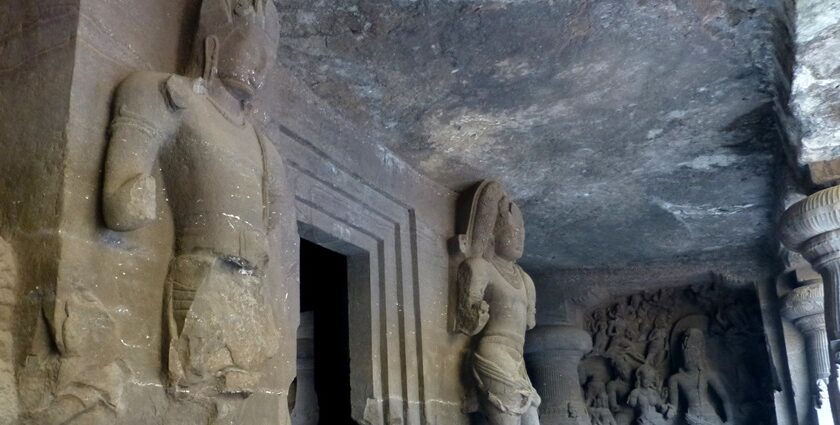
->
525, 325, 592, 425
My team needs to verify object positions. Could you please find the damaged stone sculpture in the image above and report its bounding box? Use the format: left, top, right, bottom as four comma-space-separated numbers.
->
453, 180, 541, 425
668, 329, 733, 425
102, 0, 293, 420
627, 364, 672, 425
580, 282, 775, 425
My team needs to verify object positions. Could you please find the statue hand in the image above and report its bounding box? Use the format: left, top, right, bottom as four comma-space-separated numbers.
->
104, 174, 157, 231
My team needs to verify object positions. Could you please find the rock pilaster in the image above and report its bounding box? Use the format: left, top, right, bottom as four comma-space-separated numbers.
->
780, 185, 840, 419
781, 279, 832, 414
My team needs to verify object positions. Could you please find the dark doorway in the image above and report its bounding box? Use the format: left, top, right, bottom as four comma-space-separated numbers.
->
300, 239, 353, 425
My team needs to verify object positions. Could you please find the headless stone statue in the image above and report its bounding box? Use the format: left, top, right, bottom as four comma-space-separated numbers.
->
668, 329, 733, 425
454, 180, 540, 425
102, 0, 290, 407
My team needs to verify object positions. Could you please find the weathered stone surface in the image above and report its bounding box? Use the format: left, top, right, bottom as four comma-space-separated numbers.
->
790, 0, 840, 166
274, 0, 790, 272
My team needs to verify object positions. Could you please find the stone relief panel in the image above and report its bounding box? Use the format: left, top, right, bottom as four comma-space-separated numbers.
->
453, 180, 540, 425
580, 279, 775, 425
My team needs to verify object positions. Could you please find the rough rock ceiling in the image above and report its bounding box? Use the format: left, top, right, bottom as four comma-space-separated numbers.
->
275, 0, 790, 274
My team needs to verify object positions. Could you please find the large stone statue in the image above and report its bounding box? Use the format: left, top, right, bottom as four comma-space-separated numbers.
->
102, 0, 292, 413
453, 180, 540, 425
668, 329, 733, 425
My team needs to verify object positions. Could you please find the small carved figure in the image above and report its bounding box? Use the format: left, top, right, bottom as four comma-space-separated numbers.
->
606, 356, 634, 414
627, 364, 673, 425
588, 382, 618, 425
815, 378, 829, 409
668, 329, 733, 425
454, 181, 540, 425
644, 314, 670, 367
591, 310, 610, 355
102, 0, 292, 408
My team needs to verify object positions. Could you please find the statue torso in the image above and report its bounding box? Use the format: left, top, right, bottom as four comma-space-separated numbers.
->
160, 77, 269, 268
476, 260, 530, 359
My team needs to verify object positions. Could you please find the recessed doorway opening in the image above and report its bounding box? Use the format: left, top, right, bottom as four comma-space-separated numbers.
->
293, 238, 354, 425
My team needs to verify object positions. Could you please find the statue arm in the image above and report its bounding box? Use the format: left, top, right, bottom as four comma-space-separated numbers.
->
102, 73, 178, 231
523, 270, 537, 330
455, 258, 491, 336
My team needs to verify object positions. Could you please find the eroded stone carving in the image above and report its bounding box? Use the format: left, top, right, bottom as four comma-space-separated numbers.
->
580, 281, 774, 425
101, 0, 292, 419
627, 364, 672, 425
668, 329, 732, 425
453, 180, 540, 425
21, 291, 127, 425
0, 237, 18, 425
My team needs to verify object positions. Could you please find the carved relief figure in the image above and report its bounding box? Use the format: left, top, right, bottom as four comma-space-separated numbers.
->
627, 364, 673, 425
580, 282, 772, 425
454, 180, 540, 425
668, 329, 733, 425
0, 237, 18, 425
587, 381, 618, 425
102, 0, 291, 405
644, 314, 670, 367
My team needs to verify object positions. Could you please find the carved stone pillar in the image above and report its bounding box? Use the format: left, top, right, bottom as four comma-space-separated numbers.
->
525, 325, 593, 425
780, 278, 833, 415
780, 185, 840, 419
292, 312, 318, 425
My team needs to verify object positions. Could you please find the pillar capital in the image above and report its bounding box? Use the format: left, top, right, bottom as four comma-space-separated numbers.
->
781, 280, 825, 331
780, 186, 840, 269
525, 325, 593, 356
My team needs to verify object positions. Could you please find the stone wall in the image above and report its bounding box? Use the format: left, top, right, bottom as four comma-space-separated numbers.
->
3, 1, 469, 424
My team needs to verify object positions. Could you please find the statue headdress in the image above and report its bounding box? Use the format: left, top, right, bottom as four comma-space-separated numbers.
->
453, 180, 507, 259
188, 0, 280, 77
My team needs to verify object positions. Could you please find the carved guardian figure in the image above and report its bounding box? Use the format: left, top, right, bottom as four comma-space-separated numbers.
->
454, 180, 540, 425
102, 0, 293, 410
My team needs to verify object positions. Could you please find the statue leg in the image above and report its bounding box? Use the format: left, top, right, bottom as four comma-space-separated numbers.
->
483, 409, 523, 425
165, 252, 213, 389
167, 253, 213, 335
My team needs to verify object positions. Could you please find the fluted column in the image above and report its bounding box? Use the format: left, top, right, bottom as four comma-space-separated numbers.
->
781, 279, 833, 420
779, 185, 840, 420
525, 325, 593, 425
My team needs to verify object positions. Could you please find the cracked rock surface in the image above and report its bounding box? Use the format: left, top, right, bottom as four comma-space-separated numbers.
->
275, 0, 791, 272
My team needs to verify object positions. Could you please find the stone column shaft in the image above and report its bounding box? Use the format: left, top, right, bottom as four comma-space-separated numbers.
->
525, 325, 592, 425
